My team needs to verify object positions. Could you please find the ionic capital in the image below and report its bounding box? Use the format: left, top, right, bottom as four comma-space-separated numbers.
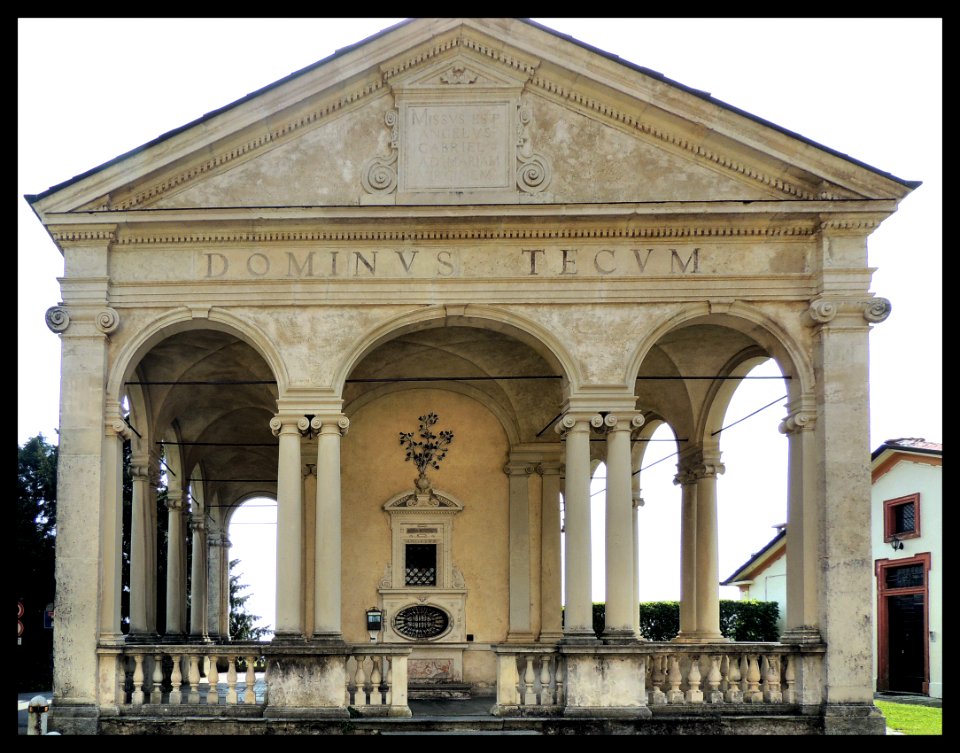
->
693, 461, 726, 480
554, 413, 600, 438
536, 461, 564, 477
597, 412, 645, 435
673, 468, 698, 487
45, 306, 70, 333
188, 515, 206, 533
106, 416, 132, 440
314, 415, 350, 437
806, 296, 892, 327
208, 532, 231, 548
503, 462, 535, 477
270, 415, 302, 437
164, 489, 187, 512
779, 410, 817, 435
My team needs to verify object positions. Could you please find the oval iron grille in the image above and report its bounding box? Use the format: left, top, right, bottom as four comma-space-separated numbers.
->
393, 605, 449, 639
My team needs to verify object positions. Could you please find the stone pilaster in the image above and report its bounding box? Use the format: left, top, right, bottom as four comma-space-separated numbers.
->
313, 415, 349, 642
99, 408, 130, 644
537, 460, 564, 642
505, 460, 535, 642
206, 523, 231, 639
188, 514, 209, 641
128, 454, 154, 638
163, 488, 188, 637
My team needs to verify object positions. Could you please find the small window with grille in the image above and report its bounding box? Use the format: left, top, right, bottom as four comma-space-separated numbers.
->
883, 493, 921, 541
405, 543, 437, 586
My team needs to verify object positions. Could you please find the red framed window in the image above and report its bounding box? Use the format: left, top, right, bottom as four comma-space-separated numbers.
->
883, 493, 920, 542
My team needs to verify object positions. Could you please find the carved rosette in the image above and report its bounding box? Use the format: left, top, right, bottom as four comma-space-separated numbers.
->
45, 306, 70, 333
96, 308, 120, 334
863, 297, 892, 323
516, 105, 552, 194
361, 110, 399, 196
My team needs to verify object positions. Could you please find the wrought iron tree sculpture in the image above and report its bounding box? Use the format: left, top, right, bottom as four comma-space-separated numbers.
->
399, 413, 454, 492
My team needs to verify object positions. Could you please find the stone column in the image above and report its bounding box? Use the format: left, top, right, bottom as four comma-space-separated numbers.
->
505, 460, 535, 642
313, 415, 349, 641
556, 414, 600, 641
538, 460, 564, 642
188, 513, 208, 640
164, 487, 188, 637
693, 450, 725, 640
602, 413, 644, 640
129, 454, 153, 638
779, 401, 821, 644
271, 415, 304, 640
99, 409, 129, 644
672, 462, 698, 641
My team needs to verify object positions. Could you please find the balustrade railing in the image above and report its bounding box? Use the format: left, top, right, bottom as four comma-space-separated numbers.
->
494, 647, 565, 713
102, 644, 268, 710
644, 646, 799, 706
345, 648, 411, 717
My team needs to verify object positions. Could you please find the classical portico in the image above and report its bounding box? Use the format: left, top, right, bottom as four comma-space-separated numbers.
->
28, 18, 914, 734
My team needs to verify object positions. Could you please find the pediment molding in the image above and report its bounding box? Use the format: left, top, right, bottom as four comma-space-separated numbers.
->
35, 19, 906, 219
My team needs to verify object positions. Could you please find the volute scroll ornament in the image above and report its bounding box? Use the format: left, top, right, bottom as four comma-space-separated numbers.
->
806, 299, 837, 324
95, 308, 120, 335
779, 411, 816, 435
45, 306, 70, 333
361, 110, 399, 196
516, 105, 552, 194
863, 297, 892, 324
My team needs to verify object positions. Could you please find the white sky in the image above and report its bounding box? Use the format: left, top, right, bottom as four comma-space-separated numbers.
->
19, 18, 941, 632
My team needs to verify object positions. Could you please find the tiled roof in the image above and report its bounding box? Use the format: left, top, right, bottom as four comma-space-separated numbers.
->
883, 438, 942, 452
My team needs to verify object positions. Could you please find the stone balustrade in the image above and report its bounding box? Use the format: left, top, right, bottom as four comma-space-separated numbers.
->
344, 647, 412, 717
493, 646, 566, 715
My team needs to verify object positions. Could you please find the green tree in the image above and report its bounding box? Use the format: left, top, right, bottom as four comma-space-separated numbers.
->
229, 558, 270, 640
17, 434, 58, 690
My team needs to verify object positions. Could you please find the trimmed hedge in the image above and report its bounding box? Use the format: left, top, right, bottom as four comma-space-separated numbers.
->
588, 600, 779, 642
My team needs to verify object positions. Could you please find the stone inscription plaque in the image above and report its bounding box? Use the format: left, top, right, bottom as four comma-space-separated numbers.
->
402, 104, 512, 191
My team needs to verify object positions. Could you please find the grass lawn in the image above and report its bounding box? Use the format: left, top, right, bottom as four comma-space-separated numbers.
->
875, 700, 942, 735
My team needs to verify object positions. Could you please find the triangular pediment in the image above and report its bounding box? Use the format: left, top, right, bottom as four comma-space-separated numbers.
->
29, 17, 916, 221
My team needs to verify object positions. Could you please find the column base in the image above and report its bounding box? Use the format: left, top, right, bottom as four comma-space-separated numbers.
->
538, 631, 564, 644
124, 631, 162, 644
309, 633, 346, 645
671, 631, 727, 643
505, 631, 536, 643
601, 628, 642, 644
270, 633, 309, 645
822, 703, 887, 735
48, 702, 99, 735
561, 631, 601, 645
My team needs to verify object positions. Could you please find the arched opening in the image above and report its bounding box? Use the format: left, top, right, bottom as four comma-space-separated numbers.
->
227, 497, 277, 640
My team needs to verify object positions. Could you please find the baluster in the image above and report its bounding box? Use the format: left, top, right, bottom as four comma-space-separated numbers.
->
739, 654, 751, 695
384, 656, 393, 707
684, 655, 703, 703
244, 656, 257, 704
706, 655, 724, 703
226, 656, 238, 704
206, 655, 219, 705
554, 656, 565, 706
666, 655, 684, 703
370, 657, 383, 705
540, 655, 552, 705
131, 654, 146, 706
150, 653, 164, 704
523, 655, 537, 706
783, 654, 796, 704
188, 654, 201, 704
648, 655, 666, 705
763, 655, 783, 703
724, 654, 743, 703
169, 654, 184, 704
354, 656, 368, 706
746, 655, 763, 702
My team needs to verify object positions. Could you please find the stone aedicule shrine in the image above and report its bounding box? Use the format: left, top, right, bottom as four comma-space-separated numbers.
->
27, 18, 917, 734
